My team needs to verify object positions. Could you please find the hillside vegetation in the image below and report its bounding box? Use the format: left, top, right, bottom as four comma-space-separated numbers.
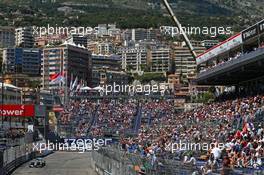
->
0, 0, 262, 39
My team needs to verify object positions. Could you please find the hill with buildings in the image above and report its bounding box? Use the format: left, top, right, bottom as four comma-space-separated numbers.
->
0, 0, 262, 38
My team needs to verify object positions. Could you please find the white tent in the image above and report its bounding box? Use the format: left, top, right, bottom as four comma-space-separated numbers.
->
0, 82, 21, 90
93, 86, 104, 91
80, 86, 92, 91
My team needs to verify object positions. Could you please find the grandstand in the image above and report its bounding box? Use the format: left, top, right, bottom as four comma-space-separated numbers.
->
79, 20, 264, 174
60, 95, 264, 174
54, 20, 264, 175
196, 19, 264, 87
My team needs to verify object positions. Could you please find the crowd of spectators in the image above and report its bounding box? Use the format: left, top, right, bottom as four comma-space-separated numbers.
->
61, 94, 264, 173
120, 95, 264, 173
60, 99, 97, 137
1, 128, 26, 139
61, 99, 138, 137
0, 118, 30, 140
90, 100, 138, 137
141, 100, 174, 120
200, 44, 264, 74
200, 52, 242, 73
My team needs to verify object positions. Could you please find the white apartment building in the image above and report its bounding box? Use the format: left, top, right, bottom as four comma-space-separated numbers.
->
118, 45, 147, 72
15, 27, 34, 48
172, 41, 206, 83
149, 47, 170, 72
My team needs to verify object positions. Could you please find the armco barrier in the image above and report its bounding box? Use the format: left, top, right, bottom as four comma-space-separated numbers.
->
1, 152, 36, 175
0, 143, 36, 175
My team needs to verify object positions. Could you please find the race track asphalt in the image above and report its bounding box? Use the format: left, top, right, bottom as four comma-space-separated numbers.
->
12, 151, 97, 175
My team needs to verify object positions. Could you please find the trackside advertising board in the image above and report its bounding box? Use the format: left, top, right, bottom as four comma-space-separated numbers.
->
242, 24, 258, 42
0, 105, 35, 117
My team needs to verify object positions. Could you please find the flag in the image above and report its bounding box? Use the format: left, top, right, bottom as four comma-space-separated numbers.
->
71, 76, 78, 91
49, 72, 65, 84
78, 80, 85, 92
70, 73, 73, 90
76, 79, 82, 92
82, 79, 85, 87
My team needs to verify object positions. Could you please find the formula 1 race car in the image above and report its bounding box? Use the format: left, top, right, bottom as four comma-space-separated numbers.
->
29, 158, 46, 168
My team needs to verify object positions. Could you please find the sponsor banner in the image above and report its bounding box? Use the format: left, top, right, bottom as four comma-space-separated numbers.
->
0, 105, 35, 117
242, 24, 258, 42
259, 19, 264, 35
53, 105, 64, 112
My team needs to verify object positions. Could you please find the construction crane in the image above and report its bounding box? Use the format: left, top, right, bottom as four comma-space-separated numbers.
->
162, 0, 197, 59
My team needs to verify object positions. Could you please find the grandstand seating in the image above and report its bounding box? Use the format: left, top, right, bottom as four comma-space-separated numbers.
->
61, 94, 264, 174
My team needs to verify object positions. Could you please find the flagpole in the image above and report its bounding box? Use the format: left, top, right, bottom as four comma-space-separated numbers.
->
65, 70, 68, 105
69, 73, 72, 98
70, 73, 73, 91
